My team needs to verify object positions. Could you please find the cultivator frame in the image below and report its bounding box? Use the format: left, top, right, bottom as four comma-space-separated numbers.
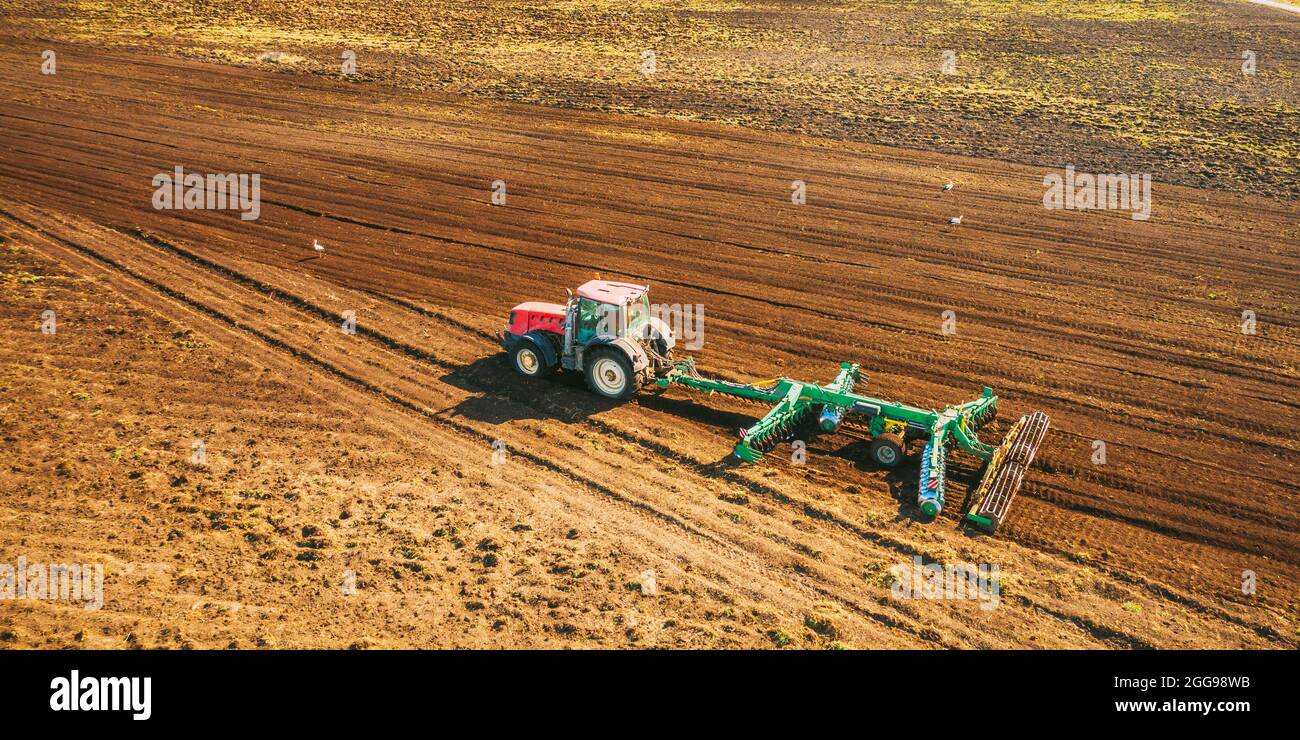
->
656, 358, 1049, 532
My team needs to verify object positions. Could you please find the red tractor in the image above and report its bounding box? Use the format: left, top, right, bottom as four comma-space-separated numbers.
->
501, 279, 677, 399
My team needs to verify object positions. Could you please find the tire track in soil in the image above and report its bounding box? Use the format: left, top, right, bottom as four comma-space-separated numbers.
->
5, 176, 1289, 611
188, 192, 1294, 548
12, 205, 1280, 648
139, 231, 1212, 649
4, 204, 983, 649
107, 219, 1146, 649
226, 191, 1296, 451
7, 129, 1288, 464
2, 151, 1289, 634
3, 104, 1295, 441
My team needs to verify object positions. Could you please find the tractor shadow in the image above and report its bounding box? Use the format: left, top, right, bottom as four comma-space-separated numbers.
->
438, 355, 622, 425
635, 389, 758, 435
637, 393, 833, 472
437, 356, 784, 478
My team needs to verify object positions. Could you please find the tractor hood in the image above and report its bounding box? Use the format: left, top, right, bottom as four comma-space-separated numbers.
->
507, 302, 567, 336
511, 301, 566, 318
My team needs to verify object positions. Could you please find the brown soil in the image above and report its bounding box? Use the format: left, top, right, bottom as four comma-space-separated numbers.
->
0, 39, 1296, 649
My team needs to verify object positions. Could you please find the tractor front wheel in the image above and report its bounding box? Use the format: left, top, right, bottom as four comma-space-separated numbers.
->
869, 431, 906, 467
512, 340, 551, 378
585, 349, 637, 400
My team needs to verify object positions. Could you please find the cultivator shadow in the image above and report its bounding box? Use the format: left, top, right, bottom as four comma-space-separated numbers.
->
657, 359, 1050, 532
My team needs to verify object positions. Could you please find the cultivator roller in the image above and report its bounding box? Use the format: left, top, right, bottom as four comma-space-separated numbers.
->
656, 359, 1050, 533
966, 411, 1051, 532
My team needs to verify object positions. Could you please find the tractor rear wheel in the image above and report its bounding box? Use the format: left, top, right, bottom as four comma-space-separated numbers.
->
585, 348, 637, 400
511, 340, 551, 378
869, 431, 906, 467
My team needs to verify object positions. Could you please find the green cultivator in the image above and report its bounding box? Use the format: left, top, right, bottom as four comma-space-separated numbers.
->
656, 359, 1050, 532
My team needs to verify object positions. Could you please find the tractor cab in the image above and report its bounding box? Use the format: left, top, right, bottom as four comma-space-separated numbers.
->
501, 278, 676, 400
573, 279, 651, 344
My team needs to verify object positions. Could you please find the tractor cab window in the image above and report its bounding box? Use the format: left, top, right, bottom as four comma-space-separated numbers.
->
625, 295, 651, 337
576, 297, 620, 344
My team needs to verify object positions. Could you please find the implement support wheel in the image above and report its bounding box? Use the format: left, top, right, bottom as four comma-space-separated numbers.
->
869, 431, 906, 467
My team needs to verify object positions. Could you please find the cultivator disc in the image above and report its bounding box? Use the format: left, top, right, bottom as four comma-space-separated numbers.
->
970, 398, 998, 428
733, 364, 857, 462
967, 411, 1050, 532
734, 395, 815, 461
917, 440, 947, 518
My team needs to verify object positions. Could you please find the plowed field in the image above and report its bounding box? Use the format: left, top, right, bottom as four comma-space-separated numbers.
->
1, 37, 1296, 648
